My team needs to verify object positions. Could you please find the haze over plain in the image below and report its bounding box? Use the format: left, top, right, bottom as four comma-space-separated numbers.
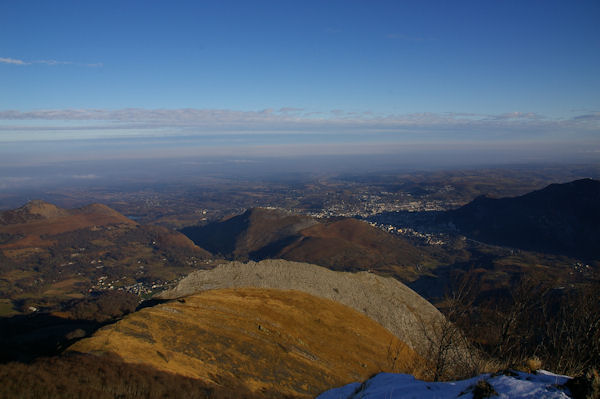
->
1, 0, 599, 183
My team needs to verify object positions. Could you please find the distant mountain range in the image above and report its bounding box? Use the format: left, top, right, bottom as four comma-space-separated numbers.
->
447, 178, 600, 260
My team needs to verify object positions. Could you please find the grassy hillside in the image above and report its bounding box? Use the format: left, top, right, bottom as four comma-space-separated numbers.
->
277, 218, 431, 278
70, 288, 425, 397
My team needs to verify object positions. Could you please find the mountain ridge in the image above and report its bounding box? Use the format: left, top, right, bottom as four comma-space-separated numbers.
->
448, 178, 600, 259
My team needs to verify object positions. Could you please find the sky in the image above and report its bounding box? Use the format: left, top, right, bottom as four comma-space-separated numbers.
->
1, 0, 599, 167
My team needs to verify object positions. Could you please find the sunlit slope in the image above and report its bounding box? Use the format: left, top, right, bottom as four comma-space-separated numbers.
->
158, 259, 446, 356
280, 218, 430, 275
69, 288, 423, 398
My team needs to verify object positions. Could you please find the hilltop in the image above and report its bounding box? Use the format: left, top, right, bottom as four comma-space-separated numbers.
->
0, 200, 71, 224
181, 208, 435, 280
70, 287, 424, 398
0, 200, 135, 249
181, 207, 318, 257
0, 200, 211, 317
158, 259, 446, 356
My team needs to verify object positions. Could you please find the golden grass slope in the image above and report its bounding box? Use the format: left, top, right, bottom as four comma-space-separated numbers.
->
70, 288, 424, 398
158, 259, 446, 356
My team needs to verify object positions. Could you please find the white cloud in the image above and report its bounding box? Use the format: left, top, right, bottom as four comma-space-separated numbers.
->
37, 59, 71, 66
0, 57, 101, 67
0, 57, 29, 65
0, 108, 567, 128
492, 111, 540, 120
0, 107, 598, 143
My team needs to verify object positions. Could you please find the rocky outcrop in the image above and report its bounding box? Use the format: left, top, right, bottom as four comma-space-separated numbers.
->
158, 259, 446, 355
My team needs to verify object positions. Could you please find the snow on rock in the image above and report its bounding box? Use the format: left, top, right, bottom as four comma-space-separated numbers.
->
317, 370, 572, 399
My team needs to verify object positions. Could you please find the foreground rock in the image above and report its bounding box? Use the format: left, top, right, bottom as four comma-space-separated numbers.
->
70, 288, 424, 398
158, 259, 446, 356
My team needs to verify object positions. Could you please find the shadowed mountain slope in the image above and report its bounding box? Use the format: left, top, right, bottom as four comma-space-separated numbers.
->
181, 208, 434, 279
180, 207, 318, 257
158, 259, 445, 356
448, 179, 600, 259
70, 288, 424, 398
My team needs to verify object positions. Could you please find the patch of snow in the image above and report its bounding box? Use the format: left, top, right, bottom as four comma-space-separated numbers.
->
317, 370, 571, 399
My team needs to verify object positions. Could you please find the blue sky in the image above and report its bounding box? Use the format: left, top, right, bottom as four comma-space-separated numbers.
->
0, 0, 599, 163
